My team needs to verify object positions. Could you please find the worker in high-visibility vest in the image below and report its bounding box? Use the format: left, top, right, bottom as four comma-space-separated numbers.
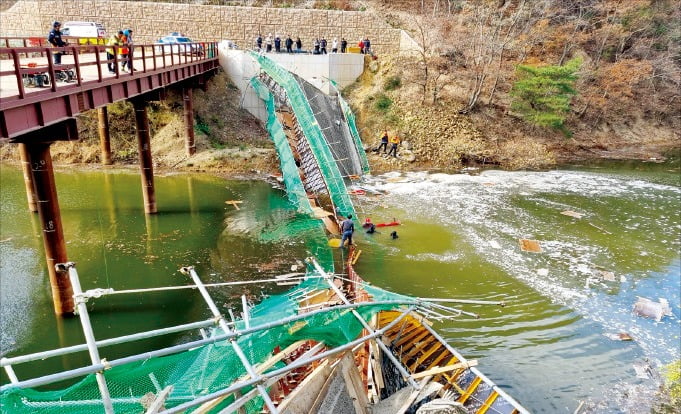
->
387, 135, 400, 158
105, 31, 124, 73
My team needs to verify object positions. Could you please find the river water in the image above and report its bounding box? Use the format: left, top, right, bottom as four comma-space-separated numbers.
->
0, 160, 679, 413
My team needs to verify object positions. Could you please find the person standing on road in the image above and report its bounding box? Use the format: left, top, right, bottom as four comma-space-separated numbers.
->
339, 214, 355, 248
331, 38, 338, 53
295, 37, 302, 53
285, 35, 293, 53
47, 21, 67, 65
340, 38, 347, 53
256, 34, 263, 51
105, 31, 124, 73
124, 29, 134, 71
320, 37, 327, 54
119, 30, 130, 72
274, 35, 281, 53
265, 33, 272, 52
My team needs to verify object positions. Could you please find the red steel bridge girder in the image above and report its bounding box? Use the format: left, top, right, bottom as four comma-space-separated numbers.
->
1, 42, 219, 141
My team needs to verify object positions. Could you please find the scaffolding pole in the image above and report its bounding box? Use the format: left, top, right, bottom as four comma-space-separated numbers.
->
162, 306, 415, 414
2, 299, 417, 393
1, 318, 218, 369
180, 266, 279, 414
308, 257, 420, 389
61, 262, 115, 414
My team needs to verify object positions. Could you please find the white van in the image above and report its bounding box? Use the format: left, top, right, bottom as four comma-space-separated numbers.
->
62, 21, 106, 38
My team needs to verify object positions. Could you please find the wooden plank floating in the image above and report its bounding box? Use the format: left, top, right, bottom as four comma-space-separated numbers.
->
519, 239, 542, 253
560, 210, 584, 219
225, 200, 243, 210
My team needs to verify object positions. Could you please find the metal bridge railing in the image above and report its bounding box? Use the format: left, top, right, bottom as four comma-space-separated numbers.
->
0, 40, 219, 102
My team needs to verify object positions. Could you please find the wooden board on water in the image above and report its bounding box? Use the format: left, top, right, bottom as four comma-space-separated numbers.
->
561, 210, 584, 219
519, 239, 542, 253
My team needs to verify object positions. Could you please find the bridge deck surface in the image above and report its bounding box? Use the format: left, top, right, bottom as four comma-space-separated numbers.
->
0, 51, 205, 100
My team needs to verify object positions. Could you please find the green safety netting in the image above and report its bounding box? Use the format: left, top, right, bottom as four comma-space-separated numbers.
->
250, 53, 357, 220
250, 77, 312, 215
248, 76, 333, 271
0, 269, 417, 414
333, 82, 370, 174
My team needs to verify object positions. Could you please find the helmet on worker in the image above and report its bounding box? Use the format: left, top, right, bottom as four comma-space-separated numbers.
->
53, 21, 61, 28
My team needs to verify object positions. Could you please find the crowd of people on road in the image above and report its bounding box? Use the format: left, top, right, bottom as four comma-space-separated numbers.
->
254, 34, 372, 55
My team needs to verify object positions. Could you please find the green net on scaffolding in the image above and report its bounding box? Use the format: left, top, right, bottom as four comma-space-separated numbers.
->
0, 272, 416, 413
249, 77, 311, 215
333, 81, 370, 175
250, 53, 357, 220
248, 76, 333, 272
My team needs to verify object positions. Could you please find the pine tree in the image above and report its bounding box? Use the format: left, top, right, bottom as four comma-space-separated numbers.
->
510, 58, 581, 136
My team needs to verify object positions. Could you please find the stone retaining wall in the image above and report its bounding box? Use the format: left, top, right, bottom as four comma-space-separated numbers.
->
0, 0, 401, 53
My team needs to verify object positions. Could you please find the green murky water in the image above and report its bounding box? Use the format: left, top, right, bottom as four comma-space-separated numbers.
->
1, 159, 679, 413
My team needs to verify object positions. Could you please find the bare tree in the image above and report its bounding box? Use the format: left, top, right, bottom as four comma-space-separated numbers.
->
453, 0, 546, 112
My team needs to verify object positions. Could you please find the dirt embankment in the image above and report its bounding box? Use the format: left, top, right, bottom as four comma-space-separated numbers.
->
0, 72, 279, 175
342, 54, 679, 174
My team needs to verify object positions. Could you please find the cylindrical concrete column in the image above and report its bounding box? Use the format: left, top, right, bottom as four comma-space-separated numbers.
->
133, 99, 157, 214
26, 142, 74, 315
18, 143, 38, 212
97, 107, 112, 165
182, 87, 196, 156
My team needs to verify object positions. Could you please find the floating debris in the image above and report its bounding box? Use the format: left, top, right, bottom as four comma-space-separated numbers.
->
560, 210, 584, 219
488, 240, 501, 249
537, 268, 549, 277
225, 200, 243, 210
605, 332, 633, 341
598, 270, 616, 282
519, 239, 542, 253
633, 297, 672, 322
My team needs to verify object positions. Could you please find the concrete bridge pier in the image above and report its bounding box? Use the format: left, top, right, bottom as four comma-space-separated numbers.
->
182, 87, 196, 156
18, 143, 38, 212
97, 107, 113, 165
132, 98, 157, 214
25, 142, 75, 315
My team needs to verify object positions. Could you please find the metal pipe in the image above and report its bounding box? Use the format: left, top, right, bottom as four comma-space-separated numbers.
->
429, 302, 478, 319
1, 300, 415, 392
163, 306, 415, 414
26, 142, 74, 314
63, 263, 115, 414
133, 98, 157, 214
3, 365, 18, 383
241, 295, 250, 329
308, 257, 419, 389
216, 342, 325, 414
1, 319, 217, 367
87, 274, 318, 296
418, 297, 506, 306
181, 266, 278, 414
97, 107, 112, 165
417, 314, 531, 414
18, 143, 37, 212
182, 87, 195, 156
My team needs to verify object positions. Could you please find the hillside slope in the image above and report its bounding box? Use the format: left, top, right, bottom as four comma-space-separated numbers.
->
350, 0, 680, 171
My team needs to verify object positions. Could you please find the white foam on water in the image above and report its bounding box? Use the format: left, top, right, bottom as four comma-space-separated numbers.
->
365, 170, 681, 365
